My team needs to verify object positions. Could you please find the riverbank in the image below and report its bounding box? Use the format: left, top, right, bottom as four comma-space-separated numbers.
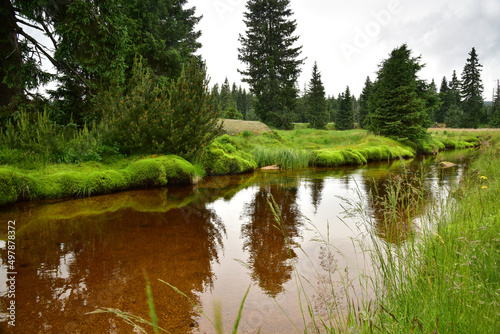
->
0, 128, 488, 206
346, 130, 500, 333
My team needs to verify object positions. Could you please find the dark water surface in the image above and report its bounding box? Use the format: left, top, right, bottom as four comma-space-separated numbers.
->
0, 150, 472, 333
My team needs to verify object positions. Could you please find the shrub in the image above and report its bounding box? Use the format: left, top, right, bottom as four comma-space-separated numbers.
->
98, 56, 222, 158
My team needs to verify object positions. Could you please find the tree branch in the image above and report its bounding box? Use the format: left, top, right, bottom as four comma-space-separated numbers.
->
16, 18, 44, 32
17, 29, 93, 93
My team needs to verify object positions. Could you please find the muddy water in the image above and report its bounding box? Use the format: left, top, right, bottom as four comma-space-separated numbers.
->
0, 150, 472, 333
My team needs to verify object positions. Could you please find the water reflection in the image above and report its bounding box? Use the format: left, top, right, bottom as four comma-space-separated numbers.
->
241, 172, 303, 296
361, 165, 429, 243
0, 150, 473, 333
0, 187, 229, 334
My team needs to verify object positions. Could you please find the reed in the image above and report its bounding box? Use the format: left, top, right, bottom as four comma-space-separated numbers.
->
341, 139, 500, 333
251, 146, 313, 169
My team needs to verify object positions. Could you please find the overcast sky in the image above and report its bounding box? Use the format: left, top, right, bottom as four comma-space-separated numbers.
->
187, 0, 500, 100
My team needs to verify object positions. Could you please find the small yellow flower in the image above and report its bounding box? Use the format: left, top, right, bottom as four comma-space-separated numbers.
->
482, 186, 488, 189
480, 176, 488, 180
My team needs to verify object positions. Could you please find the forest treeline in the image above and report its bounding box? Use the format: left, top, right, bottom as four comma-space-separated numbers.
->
1, 0, 499, 166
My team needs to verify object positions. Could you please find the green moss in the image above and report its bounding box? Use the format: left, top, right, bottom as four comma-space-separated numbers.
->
315, 150, 345, 167
126, 158, 169, 187
0, 155, 198, 206
158, 155, 198, 184
203, 147, 257, 175
75, 170, 129, 196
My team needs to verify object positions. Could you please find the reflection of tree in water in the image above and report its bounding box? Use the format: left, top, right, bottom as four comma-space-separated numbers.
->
361, 167, 431, 244
310, 178, 324, 213
0, 199, 225, 334
241, 182, 303, 296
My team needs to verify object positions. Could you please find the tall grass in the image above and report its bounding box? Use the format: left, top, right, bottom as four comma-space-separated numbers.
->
251, 146, 313, 169
342, 141, 500, 333
261, 141, 499, 333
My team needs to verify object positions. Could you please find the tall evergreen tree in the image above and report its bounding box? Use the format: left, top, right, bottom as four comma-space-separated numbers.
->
449, 70, 461, 105
436, 77, 450, 123
358, 76, 374, 129
367, 44, 428, 141
238, 0, 304, 129
1, 0, 201, 124
489, 80, 500, 128
295, 85, 309, 123
336, 86, 354, 130
460, 47, 484, 128
418, 79, 440, 127
307, 62, 327, 129
219, 78, 232, 112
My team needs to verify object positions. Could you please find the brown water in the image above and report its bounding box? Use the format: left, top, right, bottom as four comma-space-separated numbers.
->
0, 150, 472, 333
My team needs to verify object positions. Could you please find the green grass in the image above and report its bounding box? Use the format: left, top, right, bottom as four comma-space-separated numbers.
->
251, 146, 313, 169
342, 132, 500, 333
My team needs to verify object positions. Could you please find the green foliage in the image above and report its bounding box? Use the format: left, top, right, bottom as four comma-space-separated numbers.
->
460, 47, 484, 128
200, 135, 257, 175
358, 76, 374, 129
98, 57, 222, 157
0, 108, 105, 166
307, 62, 328, 129
445, 105, 464, 128
489, 81, 500, 128
419, 79, 440, 128
2, 0, 201, 122
238, 0, 304, 129
0, 168, 20, 206
367, 44, 429, 141
336, 86, 354, 130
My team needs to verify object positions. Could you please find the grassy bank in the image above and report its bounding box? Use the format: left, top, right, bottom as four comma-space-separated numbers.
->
0, 124, 488, 206
0, 155, 200, 206
344, 131, 500, 333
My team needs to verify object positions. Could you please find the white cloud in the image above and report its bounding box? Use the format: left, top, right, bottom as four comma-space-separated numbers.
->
190, 0, 499, 99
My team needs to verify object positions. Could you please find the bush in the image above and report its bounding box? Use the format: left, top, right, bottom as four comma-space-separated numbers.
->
97, 56, 222, 158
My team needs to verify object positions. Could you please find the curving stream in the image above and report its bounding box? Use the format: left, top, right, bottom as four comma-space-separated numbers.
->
0, 149, 473, 333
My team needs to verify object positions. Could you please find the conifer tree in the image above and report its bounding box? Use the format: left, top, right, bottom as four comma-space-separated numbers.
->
490, 81, 500, 127
436, 77, 450, 123
367, 44, 428, 141
307, 62, 327, 129
336, 86, 354, 130
449, 70, 461, 105
419, 79, 440, 127
460, 47, 484, 128
238, 0, 304, 129
358, 76, 374, 128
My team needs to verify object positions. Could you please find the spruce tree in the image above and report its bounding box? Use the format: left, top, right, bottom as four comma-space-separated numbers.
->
238, 0, 304, 129
359, 76, 374, 129
449, 70, 461, 105
436, 77, 450, 123
307, 62, 327, 129
460, 47, 484, 128
419, 79, 440, 127
219, 78, 231, 112
336, 86, 354, 130
367, 44, 428, 141
490, 81, 500, 128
